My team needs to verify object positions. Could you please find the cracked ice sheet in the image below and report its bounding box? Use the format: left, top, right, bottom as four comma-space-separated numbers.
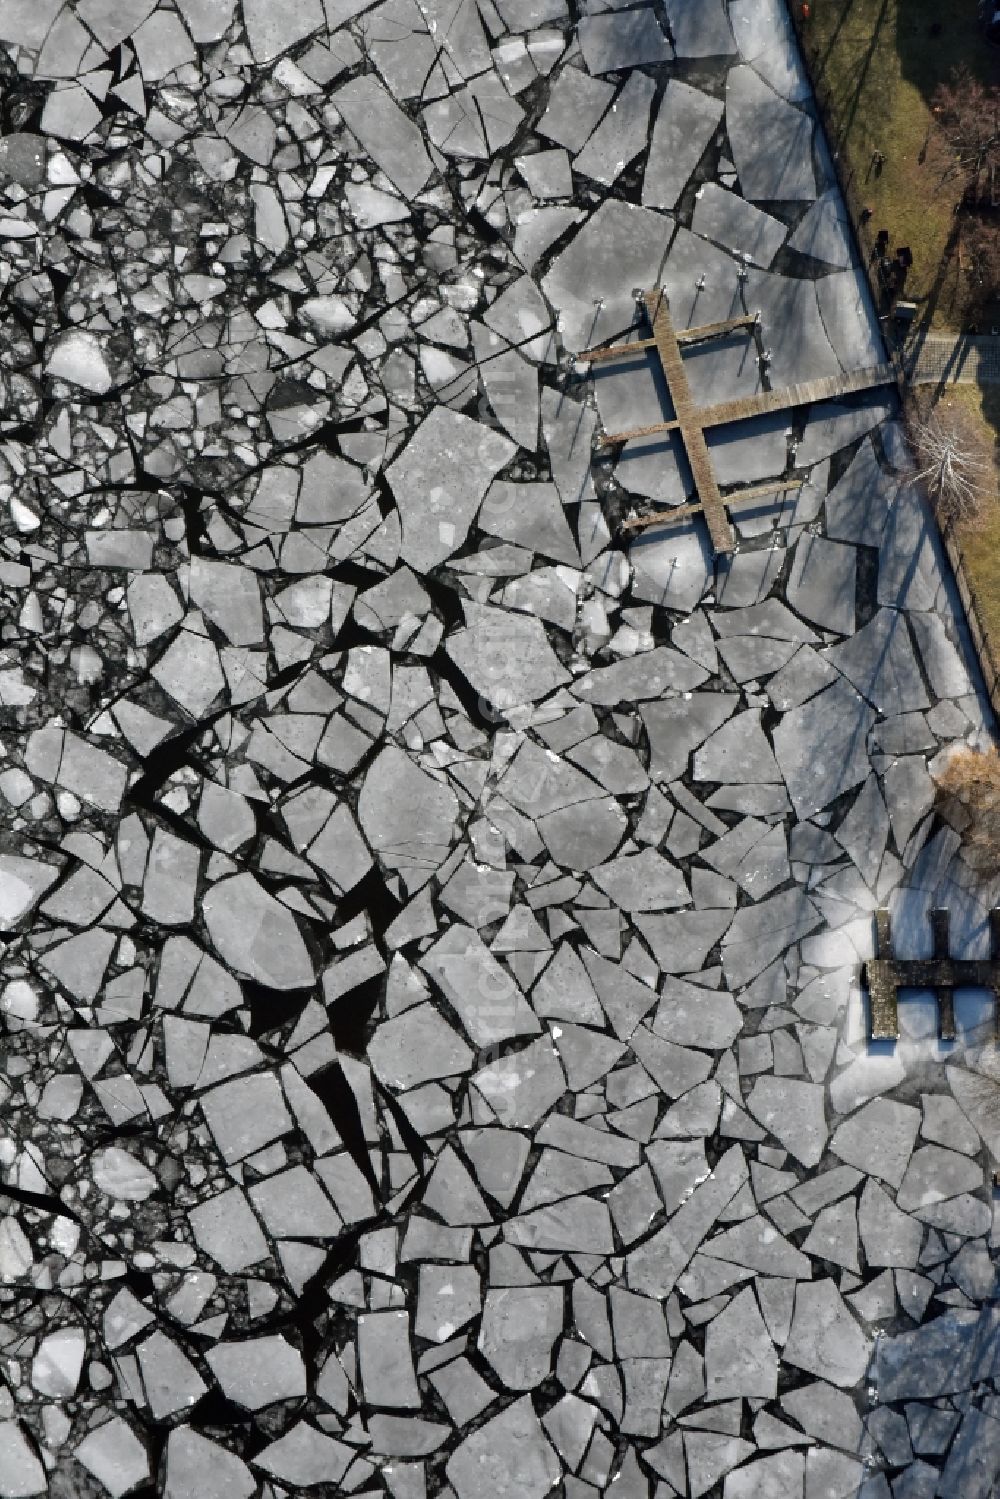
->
1, 0, 995, 1496
726, 65, 817, 201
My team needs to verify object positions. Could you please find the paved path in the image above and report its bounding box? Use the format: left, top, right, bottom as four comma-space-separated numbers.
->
904, 331, 1000, 385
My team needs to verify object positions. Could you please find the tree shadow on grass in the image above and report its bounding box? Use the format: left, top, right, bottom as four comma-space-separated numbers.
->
908, 215, 964, 345
895, 0, 1000, 109
838, 0, 893, 143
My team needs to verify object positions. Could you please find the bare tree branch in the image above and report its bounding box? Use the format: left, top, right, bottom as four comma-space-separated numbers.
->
932, 66, 1000, 197
907, 401, 995, 528
961, 216, 1000, 316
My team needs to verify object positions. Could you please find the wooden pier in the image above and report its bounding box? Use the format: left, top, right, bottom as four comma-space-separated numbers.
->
579, 290, 897, 555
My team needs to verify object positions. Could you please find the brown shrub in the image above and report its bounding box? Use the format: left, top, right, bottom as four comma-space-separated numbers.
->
932, 66, 1000, 200
933, 744, 1000, 871
962, 216, 1000, 319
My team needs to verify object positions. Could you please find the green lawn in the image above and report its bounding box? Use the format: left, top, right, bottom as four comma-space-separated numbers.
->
945, 384, 1000, 664
795, 1, 1000, 671
797, 0, 998, 329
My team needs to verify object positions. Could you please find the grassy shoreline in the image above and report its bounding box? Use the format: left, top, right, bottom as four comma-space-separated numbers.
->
790, 0, 1000, 673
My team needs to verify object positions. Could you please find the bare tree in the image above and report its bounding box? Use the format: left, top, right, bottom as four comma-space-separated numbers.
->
932, 66, 1000, 199
907, 400, 995, 528
962, 215, 1000, 317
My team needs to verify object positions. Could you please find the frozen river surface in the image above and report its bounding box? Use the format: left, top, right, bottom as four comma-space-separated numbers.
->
0, 0, 997, 1496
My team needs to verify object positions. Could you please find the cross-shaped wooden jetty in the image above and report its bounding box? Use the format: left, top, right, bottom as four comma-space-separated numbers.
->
579, 289, 897, 555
